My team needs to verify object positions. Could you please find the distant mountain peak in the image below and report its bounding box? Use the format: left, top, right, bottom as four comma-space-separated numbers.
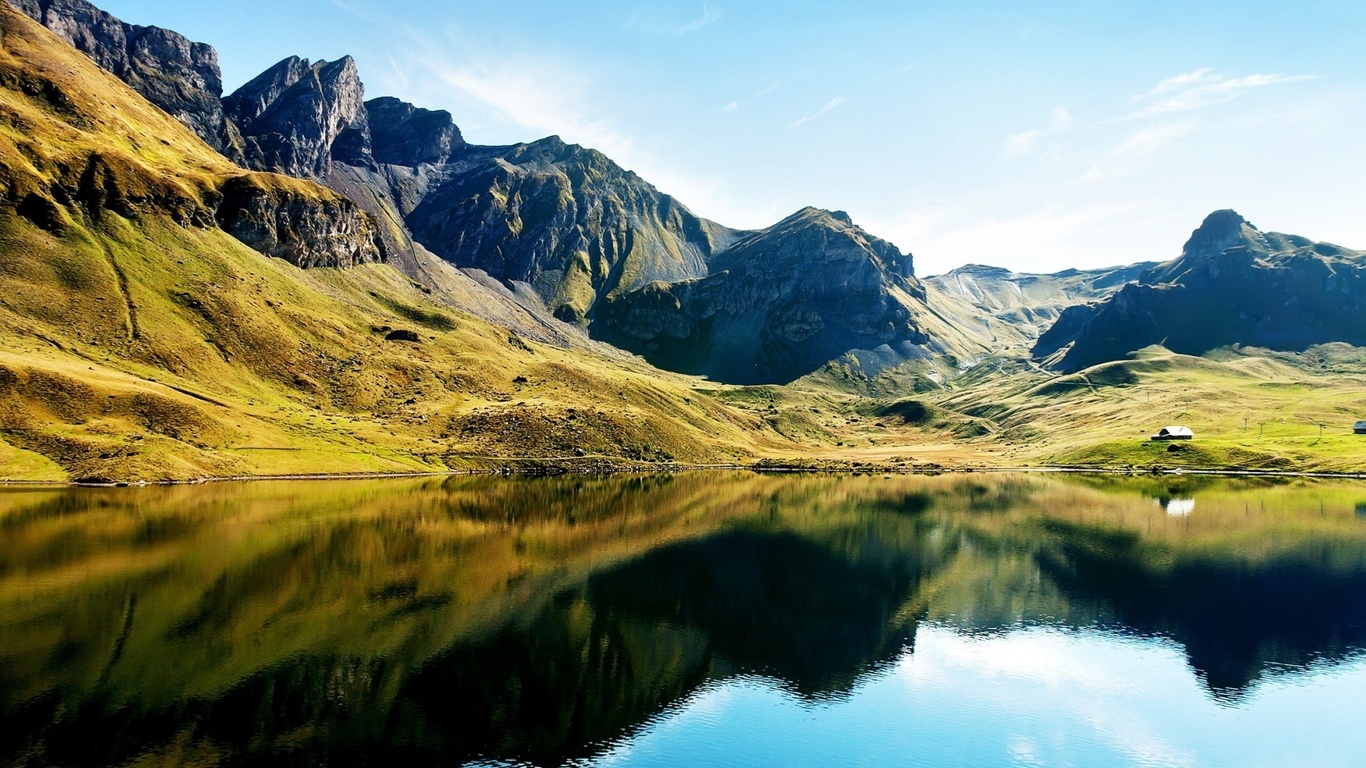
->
1182, 209, 1256, 258
940, 263, 1016, 279
1035, 210, 1366, 372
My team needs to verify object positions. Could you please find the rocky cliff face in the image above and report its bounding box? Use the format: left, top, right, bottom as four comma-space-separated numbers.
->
366, 97, 465, 167
215, 175, 386, 269
1035, 210, 1366, 372
407, 137, 736, 323
224, 56, 372, 178
7, 0, 242, 159
219, 56, 480, 276
597, 208, 931, 384
0, 4, 388, 271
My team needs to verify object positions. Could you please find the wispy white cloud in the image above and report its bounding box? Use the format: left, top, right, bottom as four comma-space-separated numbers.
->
1112, 68, 1316, 121
1003, 107, 1072, 158
1106, 120, 1199, 158
1072, 119, 1201, 184
679, 5, 724, 35
788, 96, 848, 128
627, 5, 724, 36
720, 81, 782, 118
419, 51, 634, 157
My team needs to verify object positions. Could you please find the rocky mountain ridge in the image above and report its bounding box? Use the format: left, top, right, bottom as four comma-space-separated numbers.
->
0, 5, 385, 271
1036, 210, 1366, 372
15, 0, 968, 384
596, 208, 934, 383
9, 0, 1365, 389
225, 55, 372, 178
923, 261, 1158, 355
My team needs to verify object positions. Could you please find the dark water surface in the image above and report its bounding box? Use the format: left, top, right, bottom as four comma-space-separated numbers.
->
3, 472, 1366, 767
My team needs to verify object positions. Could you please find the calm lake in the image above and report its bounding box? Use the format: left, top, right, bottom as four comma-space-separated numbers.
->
2, 472, 1366, 767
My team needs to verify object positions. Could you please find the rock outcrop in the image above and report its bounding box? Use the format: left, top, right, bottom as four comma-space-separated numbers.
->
366, 97, 465, 167
215, 175, 386, 269
224, 56, 372, 178
597, 208, 932, 383
7, 0, 242, 159
1035, 210, 1366, 372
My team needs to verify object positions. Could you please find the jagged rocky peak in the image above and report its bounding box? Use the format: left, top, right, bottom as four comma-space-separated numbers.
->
1034, 210, 1366, 372
495, 134, 614, 175
1180, 209, 1258, 257
366, 97, 465, 167
225, 55, 372, 178
221, 56, 312, 129
1145, 209, 1268, 286
595, 205, 931, 384
7, 0, 242, 158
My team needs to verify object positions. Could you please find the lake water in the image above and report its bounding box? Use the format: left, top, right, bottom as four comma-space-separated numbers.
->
2, 472, 1365, 767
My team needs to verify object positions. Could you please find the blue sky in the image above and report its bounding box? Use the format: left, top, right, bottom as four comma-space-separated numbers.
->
100, 0, 1366, 275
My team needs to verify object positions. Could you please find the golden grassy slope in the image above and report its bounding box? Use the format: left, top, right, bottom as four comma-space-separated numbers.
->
0, 5, 809, 482
2, 4, 1364, 482
0, 208, 798, 481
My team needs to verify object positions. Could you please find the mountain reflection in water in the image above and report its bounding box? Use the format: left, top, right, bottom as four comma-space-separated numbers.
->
1, 472, 1365, 766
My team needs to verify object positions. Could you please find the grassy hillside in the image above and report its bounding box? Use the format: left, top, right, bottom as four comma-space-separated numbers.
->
0, 5, 802, 482
936, 345, 1366, 473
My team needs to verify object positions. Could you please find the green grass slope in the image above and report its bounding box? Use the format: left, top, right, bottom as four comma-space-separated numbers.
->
0, 5, 790, 482
938, 346, 1366, 473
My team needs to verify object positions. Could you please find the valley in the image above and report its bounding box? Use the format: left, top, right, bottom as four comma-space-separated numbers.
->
2, 0, 1364, 483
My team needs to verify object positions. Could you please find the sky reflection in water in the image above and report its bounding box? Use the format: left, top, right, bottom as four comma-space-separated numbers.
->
591, 627, 1366, 768
1, 472, 1364, 767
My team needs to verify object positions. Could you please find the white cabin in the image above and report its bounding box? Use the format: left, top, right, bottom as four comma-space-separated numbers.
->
1151, 426, 1195, 441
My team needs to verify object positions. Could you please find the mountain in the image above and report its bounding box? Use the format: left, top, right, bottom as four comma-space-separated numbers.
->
597, 208, 947, 384
1035, 210, 1366, 372
924, 261, 1156, 354
405, 136, 738, 323
9, 0, 1000, 387
0, 6, 382, 268
225, 55, 371, 178
0, 3, 785, 481
215, 52, 740, 326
